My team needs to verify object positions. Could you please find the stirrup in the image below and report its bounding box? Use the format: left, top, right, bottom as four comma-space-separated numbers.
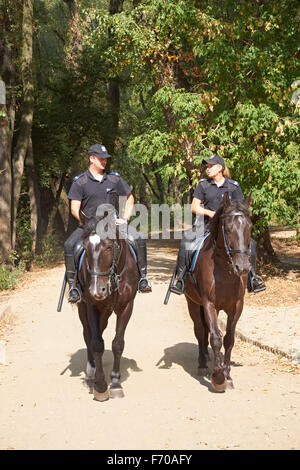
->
248, 275, 266, 294
138, 277, 152, 293
169, 279, 185, 295
68, 285, 82, 303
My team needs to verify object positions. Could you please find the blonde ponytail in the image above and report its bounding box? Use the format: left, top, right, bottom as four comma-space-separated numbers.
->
223, 165, 231, 178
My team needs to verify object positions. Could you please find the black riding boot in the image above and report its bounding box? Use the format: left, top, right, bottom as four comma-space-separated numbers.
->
135, 238, 152, 293
169, 242, 187, 295
65, 254, 82, 303
247, 239, 266, 293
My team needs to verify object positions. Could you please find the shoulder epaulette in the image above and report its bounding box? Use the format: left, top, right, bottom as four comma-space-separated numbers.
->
73, 173, 85, 182
108, 171, 120, 177
198, 178, 210, 188
228, 179, 240, 187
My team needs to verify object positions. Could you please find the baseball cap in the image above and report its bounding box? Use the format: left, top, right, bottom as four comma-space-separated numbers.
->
203, 154, 225, 168
88, 144, 111, 158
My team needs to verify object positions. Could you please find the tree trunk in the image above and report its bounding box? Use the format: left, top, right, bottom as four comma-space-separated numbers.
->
105, 0, 124, 156
109, 0, 124, 15
255, 225, 278, 263
25, 137, 41, 254
11, 0, 34, 249
142, 172, 159, 200
106, 77, 120, 154
0, 102, 12, 263
47, 173, 67, 235
64, 0, 82, 58
0, 41, 16, 263
173, 174, 181, 204
151, 162, 166, 203
0, 42, 16, 157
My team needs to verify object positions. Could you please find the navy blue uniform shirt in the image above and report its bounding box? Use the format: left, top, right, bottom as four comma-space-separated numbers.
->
68, 170, 131, 216
193, 177, 244, 225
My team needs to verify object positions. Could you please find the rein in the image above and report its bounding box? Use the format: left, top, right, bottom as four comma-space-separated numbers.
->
215, 211, 250, 272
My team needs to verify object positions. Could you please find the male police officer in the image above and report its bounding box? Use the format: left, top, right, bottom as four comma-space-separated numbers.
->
170, 154, 266, 295
64, 143, 152, 303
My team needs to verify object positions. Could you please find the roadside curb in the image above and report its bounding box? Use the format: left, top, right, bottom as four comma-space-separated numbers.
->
0, 303, 12, 323
218, 318, 294, 362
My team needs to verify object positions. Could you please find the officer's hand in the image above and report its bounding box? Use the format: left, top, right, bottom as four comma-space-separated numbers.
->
116, 218, 128, 225
208, 210, 216, 218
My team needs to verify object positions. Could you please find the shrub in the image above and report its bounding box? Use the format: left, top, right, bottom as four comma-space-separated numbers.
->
0, 264, 24, 291
34, 232, 64, 267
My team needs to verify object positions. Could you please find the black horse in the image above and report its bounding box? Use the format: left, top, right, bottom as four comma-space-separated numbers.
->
184, 192, 253, 392
76, 209, 139, 401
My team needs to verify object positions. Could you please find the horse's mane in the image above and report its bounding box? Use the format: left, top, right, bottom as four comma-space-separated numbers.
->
81, 216, 101, 239
209, 199, 250, 240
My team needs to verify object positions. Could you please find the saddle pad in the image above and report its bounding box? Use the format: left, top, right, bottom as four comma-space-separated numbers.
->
78, 250, 85, 271
189, 233, 210, 273
128, 243, 137, 263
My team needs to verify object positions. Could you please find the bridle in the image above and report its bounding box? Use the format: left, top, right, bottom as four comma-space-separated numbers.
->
85, 236, 128, 295
215, 211, 250, 272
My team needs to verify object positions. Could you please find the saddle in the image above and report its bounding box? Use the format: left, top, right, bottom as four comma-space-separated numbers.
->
186, 232, 210, 273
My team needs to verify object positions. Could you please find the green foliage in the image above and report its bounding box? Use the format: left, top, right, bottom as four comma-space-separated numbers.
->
225, 103, 300, 231
0, 263, 24, 291
80, 0, 300, 232
15, 191, 33, 261
3, 0, 299, 264
34, 232, 63, 267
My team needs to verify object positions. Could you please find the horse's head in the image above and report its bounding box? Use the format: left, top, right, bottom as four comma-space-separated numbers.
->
80, 208, 120, 300
217, 192, 253, 275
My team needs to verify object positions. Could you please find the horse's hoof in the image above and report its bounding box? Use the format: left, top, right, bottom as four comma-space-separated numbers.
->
226, 379, 234, 390
109, 386, 124, 399
93, 388, 109, 402
211, 376, 227, 393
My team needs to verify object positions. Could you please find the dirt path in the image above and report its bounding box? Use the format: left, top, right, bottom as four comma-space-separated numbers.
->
0, 240, 299, 450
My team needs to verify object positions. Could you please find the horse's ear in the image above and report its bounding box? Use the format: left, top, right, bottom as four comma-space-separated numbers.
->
243, 192, 253, 209
79, 210, 89, 226
223, 192, 230, 206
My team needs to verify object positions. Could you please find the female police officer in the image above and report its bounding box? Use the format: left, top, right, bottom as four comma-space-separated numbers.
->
169, 154, 266, 295
64, 143, 152, 303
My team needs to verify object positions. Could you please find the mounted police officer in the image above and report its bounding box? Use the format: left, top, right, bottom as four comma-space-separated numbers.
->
64, 143, 152, 303
169, 154, 266, 295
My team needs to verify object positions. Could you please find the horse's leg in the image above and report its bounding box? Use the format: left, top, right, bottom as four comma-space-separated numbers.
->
203, 301, 227, 392
88, 304, 109, 402
200, 305, 209, 363
78, 302, 95, 381
223, 304, 243, 390
109, 300, 134, 398
187, 299, 209, 373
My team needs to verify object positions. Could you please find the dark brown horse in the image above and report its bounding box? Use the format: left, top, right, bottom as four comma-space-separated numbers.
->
77, 209, 139, 401
184, 192, 253, 392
